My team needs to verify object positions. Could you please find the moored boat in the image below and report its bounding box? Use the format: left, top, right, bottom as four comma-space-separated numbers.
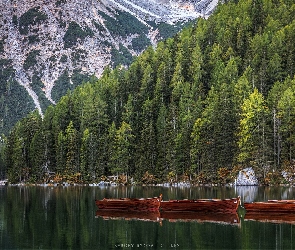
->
244, 200, 295, 213
160, 197, 240, 213
95, 195, 162, 212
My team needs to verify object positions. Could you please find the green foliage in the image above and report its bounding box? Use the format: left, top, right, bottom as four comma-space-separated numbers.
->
92, 20, 105, 32
23, 50, 40, 70
272, 77, 295, 165
63, 21, 93, 48
59, 54, 68, 63
4, 0, 295, 184
51, 71, 71, 102
55, 0, 67, 6
27, 35, 40, 44
132, 34, 151, 52
111, 121, 134, 175
237, 88, 270, 169
19, 7, 48, 35
155, 21, 194, 40
71, 49, 87, 63
12, 15, 18, 26
51, 70, 89, 102
111, 44, 134, 68
98, 8, 149, 38
64, 121, 79, 175
0, 58, 35, 135
31, 75, 52, 112
71, 70, 90, 86
0, 39, 4, 53
0, 135, 6, 179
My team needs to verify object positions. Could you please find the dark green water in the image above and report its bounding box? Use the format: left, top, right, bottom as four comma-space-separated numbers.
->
1, 185, 295, 249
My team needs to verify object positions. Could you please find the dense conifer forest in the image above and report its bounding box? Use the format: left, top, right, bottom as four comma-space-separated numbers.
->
1, 0, 295, 184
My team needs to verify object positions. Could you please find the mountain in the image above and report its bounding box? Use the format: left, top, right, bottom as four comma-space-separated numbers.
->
0, 0, 218, 135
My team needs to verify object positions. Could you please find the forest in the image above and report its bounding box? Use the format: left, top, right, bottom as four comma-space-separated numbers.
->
1, 0, 295, 185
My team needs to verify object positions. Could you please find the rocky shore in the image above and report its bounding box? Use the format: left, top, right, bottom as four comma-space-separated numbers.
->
1, 167, 293, 187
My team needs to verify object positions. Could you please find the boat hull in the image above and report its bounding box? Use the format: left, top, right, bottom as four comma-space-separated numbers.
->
160, 197, 240, 213
95, 196, 162, 212
244, 200, 295, 213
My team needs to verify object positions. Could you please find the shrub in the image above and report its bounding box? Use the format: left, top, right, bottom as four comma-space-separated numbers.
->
55, 0, 67, 7
0, 40, 4, 53
60, 54, 68, 63
19, 7, 47, 35
132, 34, 151, 53
63, 22, 93, 48
23, 50, 40, 70
28, 35, 40, 44
141, 171, 157, 184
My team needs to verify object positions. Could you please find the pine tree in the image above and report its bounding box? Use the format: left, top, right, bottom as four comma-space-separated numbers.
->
30, 129, 46, 182
155, 104, 169, 179
237, 88, 271, 177
65, 121, 79, 176
56, 131, 66, 175
277, 78, 295, 163
43, 105, 57, 173
135, 99, 157, 178
111, 121, 134, 179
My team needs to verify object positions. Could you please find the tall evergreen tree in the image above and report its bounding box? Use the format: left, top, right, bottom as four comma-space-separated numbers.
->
277, 78, 295, 163
111, 121, 134, 179
65, 121, 79, 176
30, 129, 46, 182
135, 99, 157, 177
237, 88, 271, 178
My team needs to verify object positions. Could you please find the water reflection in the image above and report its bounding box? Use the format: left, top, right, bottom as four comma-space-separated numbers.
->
95, 210, 240, 225
235, 186, 258, 203
281, 187, 295, 200
95, 210, 161, 222
236, 185, 295, 203
1, 186, 295, 249
245, 212, 295, 225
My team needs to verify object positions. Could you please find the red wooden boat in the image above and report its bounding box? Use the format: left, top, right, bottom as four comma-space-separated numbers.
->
245, 212, 295, 224
95, 195, 162, 212
160, 197, 240, 213
95, 210, 161, 222
244, 200, 295, 213
160, 211, 240, 225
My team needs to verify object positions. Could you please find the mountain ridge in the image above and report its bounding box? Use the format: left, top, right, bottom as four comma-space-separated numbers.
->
0, 0, 218, 135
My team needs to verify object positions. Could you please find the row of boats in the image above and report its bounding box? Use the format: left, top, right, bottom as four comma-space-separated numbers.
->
96, 195, 240, 213
96, 195, 295, 213
95, 195, 295, 224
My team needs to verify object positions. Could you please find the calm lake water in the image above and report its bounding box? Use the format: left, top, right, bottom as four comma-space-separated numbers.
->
1, 185, 295, 249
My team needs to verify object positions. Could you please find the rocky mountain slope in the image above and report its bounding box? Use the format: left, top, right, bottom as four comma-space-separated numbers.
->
0, 0, 218, 135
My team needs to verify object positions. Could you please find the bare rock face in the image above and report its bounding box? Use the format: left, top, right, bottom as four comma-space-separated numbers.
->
0, 0, 217, 134
235, 167, 259, 186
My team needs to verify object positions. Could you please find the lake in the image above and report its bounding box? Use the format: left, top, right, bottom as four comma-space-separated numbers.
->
1, 185, 295, 249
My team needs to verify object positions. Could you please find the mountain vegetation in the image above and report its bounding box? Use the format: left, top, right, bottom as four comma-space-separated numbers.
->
2, 0, 295, 185
0, 0, 209, 136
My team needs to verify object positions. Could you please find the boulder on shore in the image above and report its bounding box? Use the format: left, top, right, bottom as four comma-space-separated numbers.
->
235, 167, 258, 186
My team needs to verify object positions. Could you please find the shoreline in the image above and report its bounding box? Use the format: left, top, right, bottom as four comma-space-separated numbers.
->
1, 180, 294, 187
